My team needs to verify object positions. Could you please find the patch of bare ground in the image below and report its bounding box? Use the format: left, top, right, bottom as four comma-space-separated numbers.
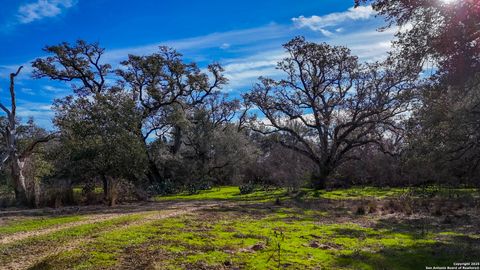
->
0, 201, 221, 270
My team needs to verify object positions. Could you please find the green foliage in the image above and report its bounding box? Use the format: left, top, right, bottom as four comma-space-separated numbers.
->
54, 92, 147, 182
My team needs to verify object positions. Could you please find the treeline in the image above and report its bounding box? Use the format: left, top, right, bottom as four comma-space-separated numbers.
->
0, 0, 478, 207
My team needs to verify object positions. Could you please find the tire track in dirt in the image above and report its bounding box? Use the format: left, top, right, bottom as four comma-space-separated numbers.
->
0, 212, 135, 245
0, 202, 221, 270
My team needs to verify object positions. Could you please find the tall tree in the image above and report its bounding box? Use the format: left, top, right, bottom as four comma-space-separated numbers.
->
32, 41, 115, 198
32, 41, 228, 189
117, 48, 227, 183
244, 37, 417, 189
53, 90, 147, 205
0, 67, 55, 205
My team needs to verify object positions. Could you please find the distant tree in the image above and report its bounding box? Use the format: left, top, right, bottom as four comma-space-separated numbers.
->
0, 67, 56, 206
117, 49, 226, 184
180, 94, 249, 186
244, 37, 417, 189
405, 75, 480, 185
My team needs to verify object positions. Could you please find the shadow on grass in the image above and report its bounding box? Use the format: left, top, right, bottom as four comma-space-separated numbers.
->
330, 212, 480, 269
201, 203, 480, 269
0, 200, 215, 219
334, 238, 480, 270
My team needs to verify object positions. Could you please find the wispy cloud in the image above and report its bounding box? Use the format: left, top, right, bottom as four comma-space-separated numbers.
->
1, 6, 395, 128
20, 87, 35, 95
103, 23, 290, 64
292, 6, 375, 36
16, 99, 54, 128
222, 50, 285, 90
16, 0, 77, 24
221, 27, 395, 92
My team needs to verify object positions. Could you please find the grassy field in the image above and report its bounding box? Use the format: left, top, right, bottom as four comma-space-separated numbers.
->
154, 185, 479, 201
0, 186, 479, 269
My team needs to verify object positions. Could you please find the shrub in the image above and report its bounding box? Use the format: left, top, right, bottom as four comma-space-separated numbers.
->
147, 180, 178, 196
239, 182, 256, 194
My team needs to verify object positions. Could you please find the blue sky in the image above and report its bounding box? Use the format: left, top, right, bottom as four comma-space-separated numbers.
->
0, 0, 395, 129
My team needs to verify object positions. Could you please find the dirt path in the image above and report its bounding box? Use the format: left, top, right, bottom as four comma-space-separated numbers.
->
0, 201, 223, 270
0, 212, 138, 245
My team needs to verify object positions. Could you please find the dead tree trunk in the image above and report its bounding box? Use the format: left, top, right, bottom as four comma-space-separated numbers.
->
11, 157, 28, 205
0, 66, 56, 206
0, 67, 28, 205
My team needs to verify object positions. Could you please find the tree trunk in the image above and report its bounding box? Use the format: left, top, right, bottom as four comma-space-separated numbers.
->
138, 125, 163, 184
11, 157, 28, 206
146, 158, 162, 183
311, 166, 330, 190
32, 179, 41, 208
101, 174, 108, 200
106, 176, 117, 206
171, 125, 182, 155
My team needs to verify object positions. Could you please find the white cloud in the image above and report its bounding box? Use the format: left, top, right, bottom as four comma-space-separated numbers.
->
0, 64, 32, 79
325, 28, 396, 62
102, 23, 289, 64
16, 0, 77, 24
220, 43, 231, 50
1, 7, 395, 129
16, 100, 55, 129
221, 28, 395, 91
43, 85, 63, 92
20, 88, 35, 95
222, 50, 285, 90
292, 6, 375, 35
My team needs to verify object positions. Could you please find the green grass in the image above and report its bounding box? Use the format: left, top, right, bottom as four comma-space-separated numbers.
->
3, 185, 479, 269
301, 186, 409, 200
72, 187, 104, 194
0, 215, 84, 235
152, 208, 479, 269
32, 205, 480, 269
155, 186, 479, 202
0, 213, 151, 266
154, 186, 289, 202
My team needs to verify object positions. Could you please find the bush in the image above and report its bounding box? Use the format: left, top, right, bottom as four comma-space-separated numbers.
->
239, 182, 256, 194
147, 180, 178, 196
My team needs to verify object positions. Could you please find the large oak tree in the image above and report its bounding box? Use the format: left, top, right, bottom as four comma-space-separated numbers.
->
244, 37, 417, 189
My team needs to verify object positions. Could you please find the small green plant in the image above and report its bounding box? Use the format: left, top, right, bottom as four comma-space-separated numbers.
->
266, 228, 285, 269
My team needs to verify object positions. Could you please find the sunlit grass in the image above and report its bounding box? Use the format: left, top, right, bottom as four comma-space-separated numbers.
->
32, 206, 480, 269
154, 186, 289, 202
154, 186, 479, 202
0, 215, 84, 235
